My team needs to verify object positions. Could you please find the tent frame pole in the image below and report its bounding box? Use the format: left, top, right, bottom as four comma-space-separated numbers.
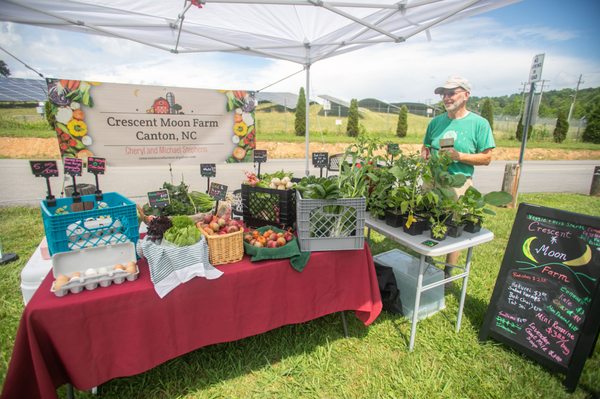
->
305, 63, 311, 176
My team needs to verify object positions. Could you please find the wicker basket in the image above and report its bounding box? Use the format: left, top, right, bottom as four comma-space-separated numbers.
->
199, 227, 244, 265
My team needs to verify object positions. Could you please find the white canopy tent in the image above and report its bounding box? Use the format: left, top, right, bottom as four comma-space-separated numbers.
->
0, 0, 519, 172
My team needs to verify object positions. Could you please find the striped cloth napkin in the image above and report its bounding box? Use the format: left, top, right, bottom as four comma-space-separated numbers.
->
137, 236, 223, 298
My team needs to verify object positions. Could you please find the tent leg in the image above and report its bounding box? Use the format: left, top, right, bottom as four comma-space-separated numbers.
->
305, 63, 311, 176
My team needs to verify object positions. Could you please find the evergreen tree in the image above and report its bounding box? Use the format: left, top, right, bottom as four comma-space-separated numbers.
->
0, 60, 10, 77
552, 109, 569, 143
582, 103, 600, 144
396, 105, 408, 137
294, 87, 306, 136
346, 98, 359, 137
481, 98, 494, 130
515, 114, 524, 141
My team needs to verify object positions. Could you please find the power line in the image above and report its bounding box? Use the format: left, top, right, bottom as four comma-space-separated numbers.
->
0, 45, 45, 79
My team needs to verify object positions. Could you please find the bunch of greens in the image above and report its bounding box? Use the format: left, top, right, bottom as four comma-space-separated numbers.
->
163, 216, 201, 246
143, 181, 215, 216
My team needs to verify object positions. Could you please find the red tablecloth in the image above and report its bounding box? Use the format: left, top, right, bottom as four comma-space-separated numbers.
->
1, 244, 381, 399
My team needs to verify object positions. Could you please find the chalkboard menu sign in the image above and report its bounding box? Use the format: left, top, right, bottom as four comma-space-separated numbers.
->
87, 157, 106, 174
63, 157, 83, 176
387, 143, 400, 155
312, 152, 328, 168
254, 150, 267, 163
200, 163, 216, 177
209, 182, 228, 201
147, 190, 170, 209
479, 203, 600, 392
30, 160, 59, 177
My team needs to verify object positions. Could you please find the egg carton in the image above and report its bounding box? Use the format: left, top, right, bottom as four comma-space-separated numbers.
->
50, 242, 138, 297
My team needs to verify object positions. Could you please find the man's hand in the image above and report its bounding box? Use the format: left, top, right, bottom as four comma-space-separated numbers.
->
441, 147, 460, 161
421, 145, 430, 160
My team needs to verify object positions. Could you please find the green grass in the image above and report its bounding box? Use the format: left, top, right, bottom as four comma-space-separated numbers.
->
1, 194, 599, 398
3, 106, 599, 151
0, 108, 54, 138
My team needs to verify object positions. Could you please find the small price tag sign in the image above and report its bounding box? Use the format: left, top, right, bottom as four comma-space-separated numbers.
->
200, 163, 216, 177
147, 190, 170, 209
63, 157, 83, 176
30, 160, 59, 177
87, 157, 106, 174
254, 150, 267, 163
208, 182, 228, 201
440, 138, 454, 149
312, 152, 329, 168
387, 143, 400, 155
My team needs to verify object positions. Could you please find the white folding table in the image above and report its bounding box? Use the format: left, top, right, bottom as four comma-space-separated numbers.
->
365, 215, 494, 351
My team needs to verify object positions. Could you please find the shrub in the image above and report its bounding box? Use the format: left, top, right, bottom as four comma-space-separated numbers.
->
294, 87, 306, 136
515, 115, 523, 141
582, 104, 600, 144
481, 98, 494, 130
552, 109, 569, 143
346, 98, 359, 137
396, 105, 408, 137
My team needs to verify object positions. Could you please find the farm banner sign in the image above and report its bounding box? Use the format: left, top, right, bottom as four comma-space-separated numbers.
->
46, 79, 257, 165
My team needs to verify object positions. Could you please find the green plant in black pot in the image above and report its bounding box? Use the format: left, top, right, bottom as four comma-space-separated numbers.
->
456, 187, 513, 233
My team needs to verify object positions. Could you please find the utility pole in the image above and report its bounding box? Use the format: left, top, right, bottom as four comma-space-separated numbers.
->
568, 74, 584, 123
518, 81, 528, 118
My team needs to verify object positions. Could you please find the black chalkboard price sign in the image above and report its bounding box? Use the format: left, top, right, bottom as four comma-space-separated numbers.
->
208, 182, 228, 201
63, 157, 83, 176
30, 160, 59, 177
147, 190, 170, 209
312, 152, 328, 168
479, 203, 600, 392
253, 150, 267, 163
87, 157, 106, 174
200, 163, 216, 177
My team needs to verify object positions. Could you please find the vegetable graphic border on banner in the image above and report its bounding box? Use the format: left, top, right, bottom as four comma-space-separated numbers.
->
46, 79, 257, 165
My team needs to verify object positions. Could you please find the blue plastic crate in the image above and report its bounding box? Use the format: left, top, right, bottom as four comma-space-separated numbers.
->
40, 192, 139, 256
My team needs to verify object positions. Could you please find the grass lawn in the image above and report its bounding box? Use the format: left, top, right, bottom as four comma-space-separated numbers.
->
1, 194, 599, 398
2, 106, 599, 152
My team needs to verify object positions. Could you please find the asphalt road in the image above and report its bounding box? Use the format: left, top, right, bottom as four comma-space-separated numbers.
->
0, 159, 598, 207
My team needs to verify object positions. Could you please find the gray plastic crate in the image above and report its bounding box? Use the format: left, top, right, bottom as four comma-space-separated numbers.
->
295, 191, 365, 251
373, 249, 445, 320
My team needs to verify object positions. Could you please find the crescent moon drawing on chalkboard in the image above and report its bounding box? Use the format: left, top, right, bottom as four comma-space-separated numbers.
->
562, 245, 592, 267
522, 237, 538, 263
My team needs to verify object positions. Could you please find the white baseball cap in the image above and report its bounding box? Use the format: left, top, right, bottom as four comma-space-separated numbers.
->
434, 76, 472, 94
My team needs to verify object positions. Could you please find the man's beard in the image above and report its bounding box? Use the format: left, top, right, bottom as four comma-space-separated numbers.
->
444, 97, 466, 113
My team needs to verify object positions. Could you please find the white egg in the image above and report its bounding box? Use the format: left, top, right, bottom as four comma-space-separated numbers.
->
84, 268, 98, 277
97, 267, 108, 274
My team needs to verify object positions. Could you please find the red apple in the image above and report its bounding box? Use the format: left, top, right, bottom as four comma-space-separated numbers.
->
276, 237, 287, 247
209, 222, 220, 232
227, 225, 239, 233
267, 240, 278, 248
284, 232, 293, 242
203, 214, 213, 224
269, 233, 278, 241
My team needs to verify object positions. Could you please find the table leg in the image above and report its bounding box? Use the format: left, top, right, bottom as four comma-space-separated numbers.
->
408, 255, 426, 351
66, 383, 74, 399
340, 311, 349, 338
456, 247, 473, 333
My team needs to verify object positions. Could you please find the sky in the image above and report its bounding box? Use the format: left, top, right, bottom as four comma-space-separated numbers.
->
1, 0, 599, 104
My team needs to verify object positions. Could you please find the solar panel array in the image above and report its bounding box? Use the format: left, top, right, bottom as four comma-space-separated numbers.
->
0, 77, 48, 102
256, 92, 299, 109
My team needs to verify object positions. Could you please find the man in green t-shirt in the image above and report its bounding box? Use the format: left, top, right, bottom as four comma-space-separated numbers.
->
421, 76, 495, 280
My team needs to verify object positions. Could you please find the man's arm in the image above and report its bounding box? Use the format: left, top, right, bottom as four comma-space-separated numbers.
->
442, 148, 493, 166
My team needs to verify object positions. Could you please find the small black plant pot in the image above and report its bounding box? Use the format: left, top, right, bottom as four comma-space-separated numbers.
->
464, 219, 482, 233
446, 222, 465, 238
430, 230, 447, 241
385, 210, 404, 227
403, 216, 428, 236
377, 213, 386, 221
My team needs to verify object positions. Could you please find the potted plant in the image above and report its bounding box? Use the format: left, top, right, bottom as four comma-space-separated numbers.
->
458, 187, 513, 233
